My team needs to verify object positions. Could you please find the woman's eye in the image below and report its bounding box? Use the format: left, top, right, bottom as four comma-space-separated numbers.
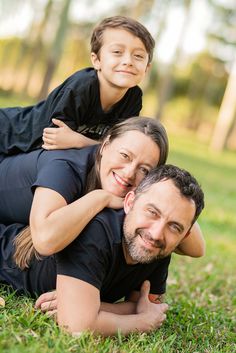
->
139, 167, 149, 175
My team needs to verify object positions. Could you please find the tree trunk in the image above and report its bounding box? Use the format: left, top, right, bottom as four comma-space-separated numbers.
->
210, 57, 236, 151
38, 0, 71, 100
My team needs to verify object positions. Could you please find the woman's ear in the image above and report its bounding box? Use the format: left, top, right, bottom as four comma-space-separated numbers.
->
124, 191, 135, 214
100, 135, 110, 156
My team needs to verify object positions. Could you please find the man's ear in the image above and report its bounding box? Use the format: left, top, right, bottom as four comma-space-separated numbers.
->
100, 135, 110, 156
124, 191, 135, 214
91, 52, 101, 70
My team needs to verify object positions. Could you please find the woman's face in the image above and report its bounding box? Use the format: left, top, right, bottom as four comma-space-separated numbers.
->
99, 130, 161, 197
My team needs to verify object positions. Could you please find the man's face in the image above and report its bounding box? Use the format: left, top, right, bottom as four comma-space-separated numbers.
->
122, 179, 196, 264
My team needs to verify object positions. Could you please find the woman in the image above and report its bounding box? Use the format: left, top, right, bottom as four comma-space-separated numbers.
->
0, 117, 204, 270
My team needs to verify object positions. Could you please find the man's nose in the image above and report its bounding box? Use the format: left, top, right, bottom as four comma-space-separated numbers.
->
150, 221, 165, 242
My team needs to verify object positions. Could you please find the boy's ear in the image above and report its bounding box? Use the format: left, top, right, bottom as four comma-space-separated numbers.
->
91, 52, 101, 70
145, 63, 151, 73
124, 191, 135, 214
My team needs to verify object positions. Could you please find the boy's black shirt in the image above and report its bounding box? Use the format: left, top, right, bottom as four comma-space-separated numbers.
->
0, 68, 142, 155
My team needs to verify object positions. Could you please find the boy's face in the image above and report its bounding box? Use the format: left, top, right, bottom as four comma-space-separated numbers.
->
91, 28, 150, 90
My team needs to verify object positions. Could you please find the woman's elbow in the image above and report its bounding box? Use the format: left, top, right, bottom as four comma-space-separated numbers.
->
32, 230, 57, 256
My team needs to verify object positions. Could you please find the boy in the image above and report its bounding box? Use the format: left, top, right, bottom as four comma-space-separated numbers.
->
0, 16, 155, 155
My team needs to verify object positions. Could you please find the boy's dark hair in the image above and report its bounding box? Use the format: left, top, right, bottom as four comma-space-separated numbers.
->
135, 164, 205, 225
90, 16, 155, 64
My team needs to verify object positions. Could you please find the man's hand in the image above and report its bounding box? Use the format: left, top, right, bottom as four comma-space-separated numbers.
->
42, 118, 87, 150
136, 281, 168, 332
35, 290, 57, 317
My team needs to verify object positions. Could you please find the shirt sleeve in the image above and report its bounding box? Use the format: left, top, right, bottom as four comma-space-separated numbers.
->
56, 219, 110, 290
32, 159, 82, 204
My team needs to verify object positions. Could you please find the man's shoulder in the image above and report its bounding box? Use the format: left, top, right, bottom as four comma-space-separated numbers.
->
89, 209, 124, 245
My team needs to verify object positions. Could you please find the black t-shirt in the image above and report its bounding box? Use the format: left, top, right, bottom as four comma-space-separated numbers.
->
0, 68, 142, 154
0, 145, 97, 224
0, 210, 170, 300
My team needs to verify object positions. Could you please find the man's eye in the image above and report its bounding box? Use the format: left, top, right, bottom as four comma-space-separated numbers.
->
120, 152, 129, 159
147, 209, 157, 217
170, 224, 181, 233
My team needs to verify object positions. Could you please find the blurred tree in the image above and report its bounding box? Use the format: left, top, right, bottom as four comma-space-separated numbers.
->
22, 0, 54, 94
155, 0, 192, 120
210, 57, 236, 151
206, 0, 236, 150
38, 0, 71, 100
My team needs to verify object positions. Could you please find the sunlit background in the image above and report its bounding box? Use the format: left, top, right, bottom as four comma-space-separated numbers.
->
0, 0, 236, 152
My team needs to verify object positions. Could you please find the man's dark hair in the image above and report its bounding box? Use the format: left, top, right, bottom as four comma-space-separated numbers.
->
134, 164, 205, 225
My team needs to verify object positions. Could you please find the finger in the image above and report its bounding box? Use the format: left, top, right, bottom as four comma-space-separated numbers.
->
43, 127, 59, 135
35, 291, 56, 308
45, 310, 57, 319
159, 303, 169, 312
42, 144, 57, 150
52, 118, 66, 127
140, 280, 150, 299
41, 299, 57, 312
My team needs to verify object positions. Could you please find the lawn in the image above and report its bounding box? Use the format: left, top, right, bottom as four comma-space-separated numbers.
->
0, 107, 235, 352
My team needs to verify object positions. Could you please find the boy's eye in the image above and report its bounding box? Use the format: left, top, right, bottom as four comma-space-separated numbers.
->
134, 54, 144, 59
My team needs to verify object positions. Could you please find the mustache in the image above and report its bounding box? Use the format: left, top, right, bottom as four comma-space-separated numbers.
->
136, 229, 165, 249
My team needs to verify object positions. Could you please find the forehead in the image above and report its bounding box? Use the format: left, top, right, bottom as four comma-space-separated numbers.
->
102, 28, 147, 51
110, 130, 160, 164
136, 180, 196, 225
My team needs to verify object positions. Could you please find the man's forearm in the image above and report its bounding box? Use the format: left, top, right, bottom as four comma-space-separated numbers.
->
89, 310, 149, 336
100, 301, 136, 315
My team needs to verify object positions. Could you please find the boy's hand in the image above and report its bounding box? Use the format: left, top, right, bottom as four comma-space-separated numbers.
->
42, 118, 81, 150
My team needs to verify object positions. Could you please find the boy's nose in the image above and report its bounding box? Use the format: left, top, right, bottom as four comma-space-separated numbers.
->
122, 53, 133, 65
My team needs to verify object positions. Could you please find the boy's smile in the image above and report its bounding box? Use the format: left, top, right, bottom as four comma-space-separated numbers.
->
91, 28, 150, 106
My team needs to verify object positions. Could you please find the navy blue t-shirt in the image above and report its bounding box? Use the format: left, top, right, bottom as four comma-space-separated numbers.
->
0, 210, 170, 301
0, 68, 142, 155
0, 145, 97, 224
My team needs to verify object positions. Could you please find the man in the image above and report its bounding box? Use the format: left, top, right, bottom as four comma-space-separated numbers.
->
0, 165, 204, 336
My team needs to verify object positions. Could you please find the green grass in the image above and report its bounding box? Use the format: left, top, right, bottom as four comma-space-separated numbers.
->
0, 97, 236, 352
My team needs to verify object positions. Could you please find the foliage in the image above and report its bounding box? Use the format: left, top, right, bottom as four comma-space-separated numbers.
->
0, 121, 235, 352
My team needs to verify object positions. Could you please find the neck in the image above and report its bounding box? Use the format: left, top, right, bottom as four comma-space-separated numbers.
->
98, 72, 128, 111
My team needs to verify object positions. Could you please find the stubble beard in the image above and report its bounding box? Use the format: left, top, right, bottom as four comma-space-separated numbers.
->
123, 222, 167, 264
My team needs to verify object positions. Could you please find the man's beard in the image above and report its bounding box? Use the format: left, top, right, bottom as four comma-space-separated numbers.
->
123, 223, 166, 264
